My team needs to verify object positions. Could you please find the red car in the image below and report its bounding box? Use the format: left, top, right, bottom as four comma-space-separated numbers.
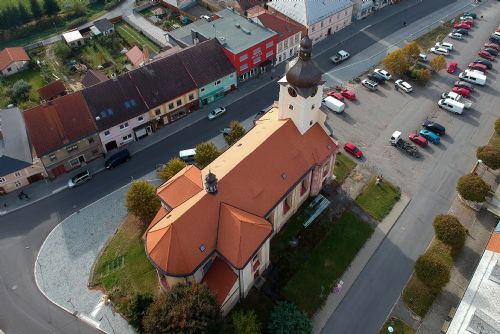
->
409, 133, 428, 147
447, 61, 458, 73
484, 43, 500, 51
462, 19, 474, 26
468, 62, 487, 72
343, 143, 363, 158
452, 86, 471, 97
478, 50, 495, 61
340, 89, 356, 101
453, 23, 471, 29
327, 90, 344, 101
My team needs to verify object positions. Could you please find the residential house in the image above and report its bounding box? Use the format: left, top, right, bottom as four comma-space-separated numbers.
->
144, 37, 338, 314
82, 74, 153, 153
126, 46, 147, 68
267, 0, 354, 45
92, 18, 115, 36
0, 107, 47, 194
179, 39, 236, 106
161, 0, 196, 10
23, 92, 103, 178
62, 30, 85, 48
37, 80, 67, 102
81, 69, 108, 88
253, 12, 302, 65
0, 47, 30, 77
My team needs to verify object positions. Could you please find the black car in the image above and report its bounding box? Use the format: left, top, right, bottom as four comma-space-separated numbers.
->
490, 35, 500, 43
454, 80, 474, 91
367, 73, 385, 84
422, 120, 446, 136
105, 149, 131, 169
483, 48, 499, 56
453, 28, 469, 35
473, 59, 493, 69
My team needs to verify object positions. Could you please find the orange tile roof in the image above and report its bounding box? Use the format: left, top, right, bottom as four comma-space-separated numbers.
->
126, 46, 145, 67
201, 257, 238, 305
0, 47, 29, 71
157, 165, 203, 208
146, 107, 337, 276
486, 233, 500, 253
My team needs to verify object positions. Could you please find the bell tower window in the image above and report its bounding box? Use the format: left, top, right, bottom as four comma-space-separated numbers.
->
288, 87, 297, 97
289, 104, 294, 110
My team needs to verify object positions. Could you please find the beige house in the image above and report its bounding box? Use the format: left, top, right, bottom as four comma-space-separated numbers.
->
0, 107, 47, 194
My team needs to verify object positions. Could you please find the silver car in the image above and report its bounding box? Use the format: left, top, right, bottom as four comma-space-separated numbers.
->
430, 47, 449, 56
207, 107, 226, 120
395, 79, 412, 93
68, 170, 92, 188
448, 32, 463, 40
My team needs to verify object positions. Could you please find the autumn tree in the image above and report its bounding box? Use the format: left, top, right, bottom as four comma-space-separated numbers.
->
433, 214, 466, 253
383, 49, 410, 77
125, 180, 160, 225
159, 158, 187, 182
415, 251, 451, 290
402, 41, 420, 63
195, 142, 220, 169
456, 174, 490, 202
430, 55, 447, 72
224, 120, 246, 146
413, 68, 432, 81
231, 310, 261, 334
477, 145, 500, 170
29, 0, 42, 18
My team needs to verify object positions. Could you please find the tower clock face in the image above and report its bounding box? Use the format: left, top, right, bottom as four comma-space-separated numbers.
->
310, 86, 318, 97
288, 87, 297, 97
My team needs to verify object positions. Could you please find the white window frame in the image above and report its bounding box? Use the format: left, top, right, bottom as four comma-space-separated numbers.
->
266, 41, 273, 48
14, 171, 22, 178
0, 177, 5, 183
138, 116, 144, 122
104, 130, 111, 136
15, 180, 22, 188
239, 54, 248, 62
119, 122, 129, 130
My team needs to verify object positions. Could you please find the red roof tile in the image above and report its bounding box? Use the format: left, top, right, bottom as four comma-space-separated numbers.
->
126, 46, 145, 68
486, 233, 500, 253
157, 165, 203, 208
256, 12, 302, 42
37, 80, 66, 101
201, 257, 238, 305
0, 47, 30, 71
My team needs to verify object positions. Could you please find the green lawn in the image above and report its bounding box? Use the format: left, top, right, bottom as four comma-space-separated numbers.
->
90, 215, 158, 316
116, 22, 160, 53
356, 177, 401, 221
379, 318, 415, 334
415, 18, 454, 49
226, 288, 274, 332
402, 274, 437, 318
283, 211, 373, 315
0, 68, 44, 108
333, 152, 357, 184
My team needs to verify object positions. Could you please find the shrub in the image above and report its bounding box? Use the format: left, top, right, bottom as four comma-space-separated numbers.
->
10, 79, 32, 103
224, 120, 246, 146
456, 174, 490, 202
126, 293, 154, 332
415, 251, 451, 290
53, 41, 71, 61
430, 55, 447, 72
159, 158, 187, 182
125, 180, 161, 225
268, 301, 312, 334
477, 145, 500, 170
414, 68, 432, 81
231, 310, 261, 334
433, 214, 466, 252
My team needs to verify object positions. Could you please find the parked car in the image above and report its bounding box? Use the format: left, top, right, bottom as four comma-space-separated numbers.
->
422, 120, 446, 136
368, 72, 386, 83
327, 90, 345, 101
448, 32, 464, 40
452, 86, 471, 97
408, 133, 428, 147
490, 34, 500, 43
473, 59, 492, 69
447, 61, 458, 73
462, 12, 476, 19
67, 170, 92, 188
459, 15, 474, 21
483, 48, 499, 56
395, 79, 413, 93
430, 47, 449, 56
419, 129, 441, 144
484, 43, 500, 51
478, 50, 495, 61
461, 19, 474, 27
105, 149, 131, 169
435, 42, 454, 51
454, 80, 474, 91
453, 23, 470, 29
453, 28, 469, 35
208, 107, 226, 120
361, 79, 378, 91
343, 142, 363, 158
374, 68, 392, 80
220, 127, 231, 136
468, 62, 487, 72
418, 53, 429, 62
340, 89, 356, 101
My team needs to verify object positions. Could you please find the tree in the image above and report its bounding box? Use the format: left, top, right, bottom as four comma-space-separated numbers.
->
142, 283, 222, 334
402, 41, 420, 63
495, 118, 500, 135
43, 0, 60, 16
456, 174, 490, 202
125, 180, 160, 225
159, 158, 187, 182
10, 79, 32, 103
413, 68, 432, 81
17, 3, 32, 25
433, 214, 466, 252
415, 251, 451, 290
430, 55, 447, 72
195, 142, 220, 169
29, 0, 42, 18
268, 301, 312, 334
231, 310, 261, 334
224, 120, 246, 146
53, 41, 71, 61
383, 49, 410, 77
126, 293, 154, 332
477, 145, 500, 170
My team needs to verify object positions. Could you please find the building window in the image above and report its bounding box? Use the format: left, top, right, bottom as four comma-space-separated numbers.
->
15, 181, 22, 188
252, 252, 261, 273
323, 162, 329, 177
278, 42, 283, 52
253, 47, 261, 55
49, 154, 57, 161
168, 102, 174, 110
214, 80, 221, 86
311, 104, 315, 109
66, 144, 78, 153
289, 104, 293, 110
7, 68, 12, 72
266, 50, 273, 58
104, 130, 111, 136
119, 122, 129, 130
321, 20, 324, 28
176, 99, 182, 106
0, 177, 5, 183
15, 171, 22, 178
300, 176, 309, 196
88, 137, 94, 144
284, 38, 289, 48
283, 193, 292, 215
138, 116, 144, 122
240, 64, 248, 71
69, 158, 81, 167
253, 56, 261, 64
266, 41, 273, 48
188, 93, 194, 100
239, 53, 248, 61
155, 109, 161, 116
122, 133, 132, 141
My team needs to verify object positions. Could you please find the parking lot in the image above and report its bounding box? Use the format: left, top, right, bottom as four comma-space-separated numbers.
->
325, 6, 500, 193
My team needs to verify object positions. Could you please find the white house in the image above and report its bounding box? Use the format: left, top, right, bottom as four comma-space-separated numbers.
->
0, 47, 30, 77
62, 30, 85, 48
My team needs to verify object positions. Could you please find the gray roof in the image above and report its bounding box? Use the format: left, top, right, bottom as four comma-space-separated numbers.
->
167, 20, 206, 47
192, 9, 277, 54
93, 18, 114, 33
268, 0, 354, 26
0, 107, 33, 175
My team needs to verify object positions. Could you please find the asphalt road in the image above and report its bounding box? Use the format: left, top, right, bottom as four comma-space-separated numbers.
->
0, 0, 479, 332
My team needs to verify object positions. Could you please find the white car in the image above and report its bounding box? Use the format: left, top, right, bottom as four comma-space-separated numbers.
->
435, 42, 453, 51
374, 68, 392, 80
395, 79, 412, 93
430, 47, 449, 56
448, 32, 463, 40
459, 15, 474, 21
207, 107, 226, 120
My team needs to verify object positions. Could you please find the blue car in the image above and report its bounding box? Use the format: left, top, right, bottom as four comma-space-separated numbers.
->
419, 129, 440, 144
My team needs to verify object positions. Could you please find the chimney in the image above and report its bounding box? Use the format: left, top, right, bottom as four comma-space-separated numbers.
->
205, 171, 218, 194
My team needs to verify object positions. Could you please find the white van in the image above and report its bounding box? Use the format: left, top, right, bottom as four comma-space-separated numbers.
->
438, 98, 464, 114
179, 148, 196, 162
322, 96, 345, 113
459, 71, 486, 86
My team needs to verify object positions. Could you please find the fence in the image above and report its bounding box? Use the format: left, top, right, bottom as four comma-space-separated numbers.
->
122, 14, 167, 47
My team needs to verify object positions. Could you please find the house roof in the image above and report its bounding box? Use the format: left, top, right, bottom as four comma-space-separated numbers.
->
81, 69, 108, 88
179, 39, 234, 87
191, 9, 277, 54
93, 18, 114, 33
201, 257, 238, 305
62, 30, 83, 43
254, 12, 303, 42
246, 5, 266, 18
0, 47, 30, 71
126, 46, 145, 68
23, 92, 97, 156
81, 74, 149, 131
0, 107, 33, 176
145, 107, 336, 276
267, 0, 354, 26
157, 165, 203, 208
37, 80, 66, 101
